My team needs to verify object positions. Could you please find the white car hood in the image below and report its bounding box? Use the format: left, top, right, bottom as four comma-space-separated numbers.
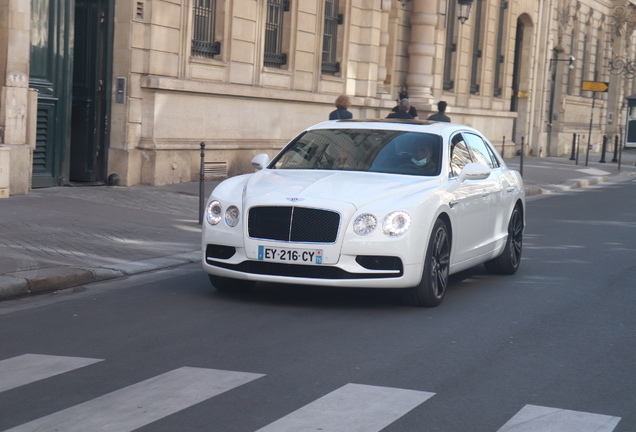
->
244, 169, 439, 209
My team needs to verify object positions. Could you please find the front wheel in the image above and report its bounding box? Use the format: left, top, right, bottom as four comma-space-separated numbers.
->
208, 274, 255, 293
484, 205, 523, 275
401, 219, 450, 307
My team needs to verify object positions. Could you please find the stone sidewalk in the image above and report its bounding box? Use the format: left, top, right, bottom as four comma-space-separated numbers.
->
1, 150, 635, 301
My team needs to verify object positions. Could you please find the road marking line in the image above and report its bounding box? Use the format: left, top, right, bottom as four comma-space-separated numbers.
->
255, 383, 435, 432
5, 367, 264, 432
0, 354, 103, 393
497, 404, 621, 432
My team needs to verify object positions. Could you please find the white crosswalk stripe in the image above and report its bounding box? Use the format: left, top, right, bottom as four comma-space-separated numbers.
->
255, 383, 435, 432
0, 353, 102, 393
4, 366, 264, 432
496, 404, 621, 432
0, 354, 623, 432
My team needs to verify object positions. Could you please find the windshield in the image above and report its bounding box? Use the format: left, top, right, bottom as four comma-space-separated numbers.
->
270, 129, 442, 176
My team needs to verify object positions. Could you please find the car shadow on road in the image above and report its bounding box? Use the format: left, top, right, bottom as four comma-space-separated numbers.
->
207, 264, 494, 310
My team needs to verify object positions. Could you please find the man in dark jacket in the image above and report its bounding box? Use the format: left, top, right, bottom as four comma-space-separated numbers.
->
387, 99, 414, 119
427, 101, 451, 122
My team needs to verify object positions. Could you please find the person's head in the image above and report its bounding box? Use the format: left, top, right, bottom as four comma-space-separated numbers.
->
399, 98, 411, 112
335, 94, 351, 110
412, 141, 433, 165
437, 101, 447, 113
398, 90, 409, 100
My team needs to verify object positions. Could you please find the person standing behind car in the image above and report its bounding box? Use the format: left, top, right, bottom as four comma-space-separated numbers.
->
386, 99, 414, 119
329, 95, 353, 120
427, 101, 451, 122
391, 91, 419, 119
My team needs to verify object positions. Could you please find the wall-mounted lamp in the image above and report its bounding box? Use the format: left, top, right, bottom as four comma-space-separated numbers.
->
397, 0, 410, 7
457, 0, 474, 24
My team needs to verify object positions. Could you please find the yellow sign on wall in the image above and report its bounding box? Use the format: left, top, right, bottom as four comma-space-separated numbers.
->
581, 81, 609, 92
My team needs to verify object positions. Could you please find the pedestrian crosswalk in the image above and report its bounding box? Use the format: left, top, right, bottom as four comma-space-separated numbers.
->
0, 354, 622, 432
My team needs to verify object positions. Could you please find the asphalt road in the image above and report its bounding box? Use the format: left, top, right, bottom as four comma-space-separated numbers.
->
0, 178, 635, 432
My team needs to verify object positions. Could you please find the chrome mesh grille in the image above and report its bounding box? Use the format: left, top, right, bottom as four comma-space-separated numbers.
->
248, 206, 340, 243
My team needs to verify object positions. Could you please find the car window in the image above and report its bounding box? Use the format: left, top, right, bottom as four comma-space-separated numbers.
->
450, 133, 472, 177
464, 133, 499, 169
270, 129, 443, 177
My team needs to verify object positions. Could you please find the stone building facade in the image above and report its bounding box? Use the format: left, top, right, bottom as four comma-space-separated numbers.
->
1, 0, 636, 195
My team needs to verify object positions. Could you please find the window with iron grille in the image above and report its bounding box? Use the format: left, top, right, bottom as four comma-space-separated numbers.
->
442, 0, 456, 91
469, 0, 483, 94
191, 0, 221, 58
322, 0, 340, 75
493, 0, 508, 97
264, 0, 288, 67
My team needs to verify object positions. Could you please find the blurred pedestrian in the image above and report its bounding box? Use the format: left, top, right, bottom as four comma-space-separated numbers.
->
391, 91, 419, 119
329, 95, 353, 120
427, 101, 451, 122
387, 99, 414, 119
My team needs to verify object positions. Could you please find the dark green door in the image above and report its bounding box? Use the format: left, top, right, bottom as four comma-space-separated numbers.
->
30, 0, 112, 187
70, 0, 110, 182
30, 0, 74, 188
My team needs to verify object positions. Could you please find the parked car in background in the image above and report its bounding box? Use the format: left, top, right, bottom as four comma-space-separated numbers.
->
202, 119, 525, 306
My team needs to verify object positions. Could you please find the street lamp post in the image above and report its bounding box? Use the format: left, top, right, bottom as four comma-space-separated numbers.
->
546, 54, 575, 155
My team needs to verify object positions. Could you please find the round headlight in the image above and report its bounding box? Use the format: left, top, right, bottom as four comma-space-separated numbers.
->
382, 211, 411, 237
206, 200, 223, 225
225, 205, 240, 227
353, 213, 377, 236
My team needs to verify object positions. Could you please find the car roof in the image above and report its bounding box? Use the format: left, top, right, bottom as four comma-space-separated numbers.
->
308, 119, 475, 136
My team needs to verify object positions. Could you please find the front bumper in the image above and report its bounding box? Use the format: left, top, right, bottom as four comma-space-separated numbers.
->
202, 245, 423, 288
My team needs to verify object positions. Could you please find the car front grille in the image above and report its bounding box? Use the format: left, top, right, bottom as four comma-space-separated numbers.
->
248, 206, 340, 243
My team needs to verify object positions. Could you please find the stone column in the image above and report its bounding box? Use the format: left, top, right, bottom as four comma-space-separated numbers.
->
0, 0, 33, 195
404, 0, 436, 104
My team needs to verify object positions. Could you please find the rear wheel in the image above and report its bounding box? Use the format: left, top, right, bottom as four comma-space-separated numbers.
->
484, 205, 523, 275
208, 275, 255, 292
402, 219, 450, 307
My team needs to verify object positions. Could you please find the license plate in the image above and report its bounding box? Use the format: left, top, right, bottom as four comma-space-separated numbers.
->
258, 246, 323, 264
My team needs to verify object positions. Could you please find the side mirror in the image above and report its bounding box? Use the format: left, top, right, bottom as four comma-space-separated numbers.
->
251, 154, 270, 171
458, 163, 491, 183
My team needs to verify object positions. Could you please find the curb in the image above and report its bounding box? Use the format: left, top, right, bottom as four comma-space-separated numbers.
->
0, 251, 202, 301
526, 171, 634, 196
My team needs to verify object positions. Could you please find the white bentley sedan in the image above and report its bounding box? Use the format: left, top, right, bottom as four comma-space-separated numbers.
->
202, 119, 525, 307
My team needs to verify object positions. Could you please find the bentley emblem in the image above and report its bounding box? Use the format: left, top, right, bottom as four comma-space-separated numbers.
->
286, 197, 304, 202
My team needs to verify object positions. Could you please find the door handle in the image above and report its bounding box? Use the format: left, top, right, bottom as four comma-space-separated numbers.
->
506, 187, 515, 193
482, 190, 490, 197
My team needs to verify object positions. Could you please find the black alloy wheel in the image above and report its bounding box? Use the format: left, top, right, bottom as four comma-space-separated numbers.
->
402, 219, 450, 307
484, 205, 523, 275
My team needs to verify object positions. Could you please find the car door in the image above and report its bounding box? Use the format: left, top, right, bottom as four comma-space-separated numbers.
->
463, 133, 503, 253
447, 132, 492, 265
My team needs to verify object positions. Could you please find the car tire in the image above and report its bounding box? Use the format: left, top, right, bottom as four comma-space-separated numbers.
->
402, 219, 450, 307
484, 205, 523, 275
208, 274, 255, 292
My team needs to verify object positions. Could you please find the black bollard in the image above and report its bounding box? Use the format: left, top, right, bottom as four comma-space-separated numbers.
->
585, 133, 591, 167
599, 135, 607, 163
199, 142, 205, 225
519, 136, 524, 177
611, 135, 618, 163
569, 133, 576, 160
502, 136, 505, 159
575, 134, 580, 165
